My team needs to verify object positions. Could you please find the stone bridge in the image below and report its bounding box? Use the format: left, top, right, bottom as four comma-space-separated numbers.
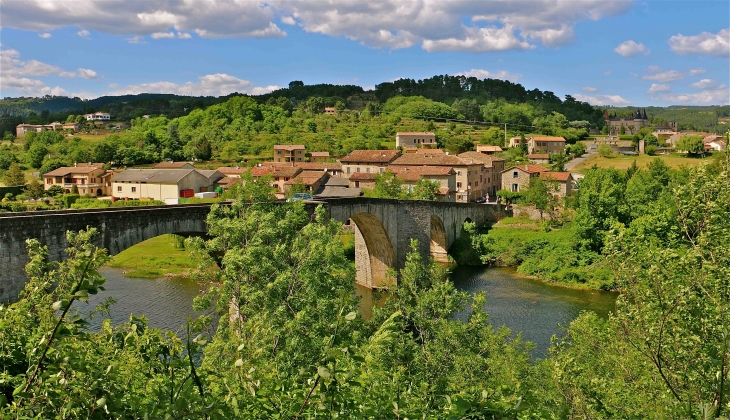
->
0, 199, 510, 302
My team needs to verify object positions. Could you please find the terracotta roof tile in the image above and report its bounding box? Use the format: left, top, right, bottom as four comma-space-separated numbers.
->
528, 154, 550, 159
284, 171, 327, 185
531, 136, 566, 142
540, 172, 573, 182
339, 150, 401, 163
44, 166, 105, 176
348, 172, 377, 181
388, 166, 455, 181
396, 131, 435, 136
308, 151, 330, 157
216, 166, 247, 175
294, 162, 342, 170
502, 165, 550, 174
457, 151, 505, 165
391, 152, 472, 166
273, 144, 305, 151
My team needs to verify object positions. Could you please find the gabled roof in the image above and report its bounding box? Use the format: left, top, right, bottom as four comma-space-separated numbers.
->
111, 169, 198, 183
308, 151, 330, 157
273, 144, 306, 151
294, 162, 342, 171
476, 145, 503, 152
388, 166, 455, 181
197, 169, 224, 182
339, 149, 401, 163
540, 172, 573, 182
284, 170, 328, 186
457, 151, 505, 165
317, 187, 362, 198
502, 165, 550, 175
44, 166, 105, 176
154, 161, 194, 169
216, 166, 248, 175
391, 152, 474, 166
531, 136, 566, 142
251, 165, 302, 178
397, 131, 435, 136
528, 153, 550, 159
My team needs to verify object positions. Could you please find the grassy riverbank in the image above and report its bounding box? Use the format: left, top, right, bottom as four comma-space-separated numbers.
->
107, 234, 199, 279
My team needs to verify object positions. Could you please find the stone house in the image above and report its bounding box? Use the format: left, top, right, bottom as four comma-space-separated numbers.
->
528, 136, 566, 155
294, 161, 343, 177
273, 145, 306, 163
43, 163, 112, 196
539, 172, 574, 197
308, 151, 330, 162
339, 150, 402, 176
284, 170, 329, 194
501, 164, 550, 193
456, 151, 505, 196
250, 164, 302, 198
395, 132, 437, 149
348, 172, 377, 189
390, 151, 484, 202
111, 168, 221, 201
387, 166, 457, 201
528, 153, 550, 164
475, 144, 503, 154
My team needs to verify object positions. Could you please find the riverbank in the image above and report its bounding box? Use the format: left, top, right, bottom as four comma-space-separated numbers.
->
107, 234, 200, 279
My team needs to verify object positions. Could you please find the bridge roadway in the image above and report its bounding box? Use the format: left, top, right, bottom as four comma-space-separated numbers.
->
0, 198, 510, 303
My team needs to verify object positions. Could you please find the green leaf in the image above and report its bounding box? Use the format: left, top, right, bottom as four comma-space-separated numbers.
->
344, 311, 357, 321
96, 397, 106, 408
317, 366, 331, 379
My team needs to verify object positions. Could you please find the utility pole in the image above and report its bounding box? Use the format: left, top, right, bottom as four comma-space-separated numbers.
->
504, 123, 508, 147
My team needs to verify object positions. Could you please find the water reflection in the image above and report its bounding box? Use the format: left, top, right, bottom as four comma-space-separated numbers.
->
80, 268, 205, 335
450, 266, 618, 358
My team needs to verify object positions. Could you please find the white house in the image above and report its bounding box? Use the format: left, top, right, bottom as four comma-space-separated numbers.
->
111, 169, 222, 201
85, 112, 111, 121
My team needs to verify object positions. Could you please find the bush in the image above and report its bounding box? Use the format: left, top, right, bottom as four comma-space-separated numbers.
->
645, 145, 658, 156
597, 143, 614, 158
61, 194, 80, 208
71, 198, 113, 209
111, 199, 166, 207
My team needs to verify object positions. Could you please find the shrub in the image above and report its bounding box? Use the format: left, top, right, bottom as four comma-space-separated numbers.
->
645, 145, 658, 156
597, 143, 614, 158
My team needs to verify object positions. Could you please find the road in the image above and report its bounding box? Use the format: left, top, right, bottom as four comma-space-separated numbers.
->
565, 151, 596, 171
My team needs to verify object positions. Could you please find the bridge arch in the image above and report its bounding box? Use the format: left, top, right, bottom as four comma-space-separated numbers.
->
350, 212, 396, 289
430, 215, 448, 263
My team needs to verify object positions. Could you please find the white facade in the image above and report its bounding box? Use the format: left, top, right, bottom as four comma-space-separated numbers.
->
85, 112, 111, 121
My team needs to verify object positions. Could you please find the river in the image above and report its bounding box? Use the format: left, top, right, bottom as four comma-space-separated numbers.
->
85, 266, 617, 357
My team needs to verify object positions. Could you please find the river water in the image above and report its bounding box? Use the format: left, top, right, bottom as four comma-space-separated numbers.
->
84, 266, 617, 357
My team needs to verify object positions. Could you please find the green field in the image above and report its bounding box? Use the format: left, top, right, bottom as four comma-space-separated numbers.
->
574, 153, 710, 173
107, 234, 200, 278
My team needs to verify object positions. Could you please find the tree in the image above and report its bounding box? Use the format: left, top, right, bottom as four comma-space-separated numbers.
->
26, 142, 49, 169
480, 126, 503, 146
568, 142, 586, 157
45, 184, 63, 197
365, 171, 405, 198
550, 153, 567, 172
24, 178, 44, 199
574, 167, 628, 252
620, 125, 626, 135
409, 178, 440, 200
597, 143, 615, 158
2, 162, 26, 186
522, 177, 557, 220
676, 134, 704, 155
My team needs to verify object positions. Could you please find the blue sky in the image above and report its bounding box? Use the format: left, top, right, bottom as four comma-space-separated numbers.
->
1, 0, 728, 106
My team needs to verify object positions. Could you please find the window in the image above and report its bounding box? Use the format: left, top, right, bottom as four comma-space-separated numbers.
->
46, 178, 51, 184
277, 151, 282, 154
355, 181, 360, 188
380, 167, 385, 173
346, 167, 351, 174
456, 182, 462, 189
356, 167, 360, 173
513, 171, 518, 178
511, 184, 519, 192
456, 170, 462, 176
366, 167, 370, 173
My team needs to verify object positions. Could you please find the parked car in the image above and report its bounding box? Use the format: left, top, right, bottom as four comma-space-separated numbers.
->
287, 193, 314, 202
473, 196, 486, 203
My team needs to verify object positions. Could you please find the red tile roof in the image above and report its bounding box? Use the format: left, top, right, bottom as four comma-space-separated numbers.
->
348, 172, 378, 181
44, 166, 105, 176
339, 150, 401, 163
540, 172, 573, 182
308, 151, 330, 157
388, 166, 455, 181
531, 136, 566, 142
391, 152, 474, 166
528, 153, 550, 159
250, 165, 302, 178
294, 162, 342, 171
476, 145, 503, 152
502, 165, 550, 174
273, 144, 306, 151
457, 151, 505, 165
216, 166, 248, 175
284, 171, 327, 186
397, 131, 435, 136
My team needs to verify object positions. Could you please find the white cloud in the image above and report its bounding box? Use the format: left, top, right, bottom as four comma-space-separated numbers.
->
668, 28, 730, 57
689, 67, 706, 76
455, 68, 523, 83
572, 93, 631, 106
582, 86, 598, 92
106, 73, 280, 97
690, 79, 722, 90
151, 32, 176, 39
0, 0, 632, 52
604, 70, 612, 76
646, 83, 670, 94
640, 67, 684, 83
38, 33, 52, 38
108, 83, 119, 88
0, 75, 68, 97
614, 40, 649, 57
125, 36, 145, 44
1, 48, 60, 77
77, 29, 90, 38
77, 68, 98, 79
652, 89, 729, 106
177, 32, 191, 39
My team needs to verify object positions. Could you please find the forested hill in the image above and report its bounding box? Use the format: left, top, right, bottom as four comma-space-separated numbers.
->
2, 75, 729, 133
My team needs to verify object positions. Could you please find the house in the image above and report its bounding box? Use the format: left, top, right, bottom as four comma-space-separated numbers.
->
294, 161, 343, 177
390, 151, 485, 202
284, 170, 329, 194
315, 177, 361, 198
15, 123, 63, 137
339, 149, 402, 176
539, 172, 574, 197
704, 135, 726, 152
62, 122, 81, 132
273, 145, 306, 163
396, 132, 437, 149
508, 136, 524, 148
456, 151, 505, 196
402, 147, 444, 154
388, 166, 457, 201
43, 163, 112, 196
528, 153, 550, 164
348, 172, 378, 189
528, 136, 566, 155
197, 169, 225, 186
216, 166, 248, 178
324, 107, 336, 115
154, 161, 195, 169
250, 164, 302, 198
501, 164, 550, 193
111, 169, 220, 201
308, 151, 330, 162
85, 112, 111, 121
476, 144, 503, 154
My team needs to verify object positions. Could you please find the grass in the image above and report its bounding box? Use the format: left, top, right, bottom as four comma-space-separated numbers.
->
108, 234, 200, 279
573, 153, 709, 173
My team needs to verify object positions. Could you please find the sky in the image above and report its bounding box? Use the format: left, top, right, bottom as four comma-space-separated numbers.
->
0, 0, 728, 107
